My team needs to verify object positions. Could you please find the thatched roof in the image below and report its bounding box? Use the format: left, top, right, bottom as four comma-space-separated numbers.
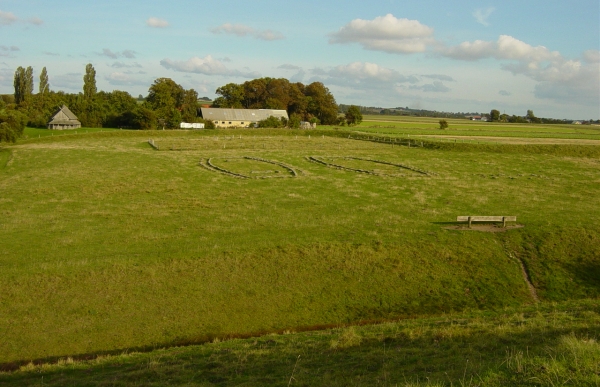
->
48, 105, 81, 125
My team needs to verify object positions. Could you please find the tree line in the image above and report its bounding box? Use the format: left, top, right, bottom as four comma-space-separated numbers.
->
212, 78, 339, 125
1, 65, 344, 142
5, 64, 212, 132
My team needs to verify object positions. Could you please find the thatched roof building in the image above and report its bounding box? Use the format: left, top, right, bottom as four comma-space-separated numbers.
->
48, 105, 81, 130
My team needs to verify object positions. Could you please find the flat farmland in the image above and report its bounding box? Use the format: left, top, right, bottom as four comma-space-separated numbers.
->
356, 115, 600, 142
1, 128, 599, 368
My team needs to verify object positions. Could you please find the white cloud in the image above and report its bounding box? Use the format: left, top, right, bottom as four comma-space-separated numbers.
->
211, 23, 284, 41
290, 70, 306, 83
533, 62, 599, 105
105, 72, 147, 86
330, 62, 415, 83
122, 50, 136, 59
278, 64, 302, 70
52, 73, 82, 90
0, 11, 17, 25
422, 74, 454, 82
146, 17, 169, 28
583, 49, 600, 63
110, 61, 142, 68
212, 23, 253, 36
27, 17, 43, 25
329, 14, 435, 54
43, 51, 60, 56
472, 7, 495, 26
499, 90, 511, 96
102, 48, 119, 59
0, 68, 13, 88
0, 45, 18, 57
410, 81, 451, 93
101, 48, 137, 59
441, 35, 560, 62
160, 55, 260, 78
441, 35, 600, 106
308, 62, 425, 92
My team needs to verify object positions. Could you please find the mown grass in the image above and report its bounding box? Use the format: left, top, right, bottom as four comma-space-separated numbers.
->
1, 299, 598, 386
22, 126, 120, 139
0, 126, 598, 369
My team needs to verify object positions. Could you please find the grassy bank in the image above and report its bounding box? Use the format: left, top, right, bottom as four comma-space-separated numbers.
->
0, 129, 598, 365
2, 299, 598, 386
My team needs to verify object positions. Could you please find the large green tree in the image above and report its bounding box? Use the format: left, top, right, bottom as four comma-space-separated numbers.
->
490, 109, 500, 122
13, 66, 34, 105
211, 78, 338, 124
213, 83, 244, 108
305, 82, 338, 125
181, 89, 200, 122
144, 78, 185, 129
345, 105, 362, 126
39, 67, 49, 95
526, 109, 540, 123
83, 64, 97, 100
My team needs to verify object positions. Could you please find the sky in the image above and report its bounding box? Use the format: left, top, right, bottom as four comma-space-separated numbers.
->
1, 0, 599, 119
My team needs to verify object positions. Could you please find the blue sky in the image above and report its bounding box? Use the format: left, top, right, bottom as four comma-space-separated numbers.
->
1, 0, 598, 119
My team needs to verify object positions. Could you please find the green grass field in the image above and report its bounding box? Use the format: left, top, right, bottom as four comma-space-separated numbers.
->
0, 122, 599, 384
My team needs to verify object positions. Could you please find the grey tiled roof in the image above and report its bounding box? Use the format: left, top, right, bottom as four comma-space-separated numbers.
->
200, 108, 288, 122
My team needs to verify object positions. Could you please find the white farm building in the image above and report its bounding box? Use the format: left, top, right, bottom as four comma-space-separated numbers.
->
200, 108, 288, 128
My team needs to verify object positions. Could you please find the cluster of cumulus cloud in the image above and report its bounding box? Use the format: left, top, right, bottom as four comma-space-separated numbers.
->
152, 13, 597, 106
0, 10, 42, 26
327, 14, 599, 103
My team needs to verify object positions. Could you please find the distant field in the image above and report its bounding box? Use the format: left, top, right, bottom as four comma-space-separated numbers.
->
354, 115, 600, 142
0, 126, 599, 368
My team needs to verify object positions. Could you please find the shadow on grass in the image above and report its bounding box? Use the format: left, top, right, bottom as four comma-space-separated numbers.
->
2, 321, 598, 386
0, 316, 417, 373
568, 262, 600, 295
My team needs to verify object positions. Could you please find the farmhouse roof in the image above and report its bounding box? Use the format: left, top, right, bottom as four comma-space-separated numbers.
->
200, 108, 289, 122
48, 105, 81, 125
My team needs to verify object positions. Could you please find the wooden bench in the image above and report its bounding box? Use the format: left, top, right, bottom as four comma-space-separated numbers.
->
457, 216, 517, 228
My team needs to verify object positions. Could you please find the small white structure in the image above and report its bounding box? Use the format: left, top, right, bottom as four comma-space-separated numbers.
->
180, 122, 205, 129
299, 121, 317, 129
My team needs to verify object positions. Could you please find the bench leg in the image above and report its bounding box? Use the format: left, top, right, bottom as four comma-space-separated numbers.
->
502, 217, 506, 228
468, 216, 472, 228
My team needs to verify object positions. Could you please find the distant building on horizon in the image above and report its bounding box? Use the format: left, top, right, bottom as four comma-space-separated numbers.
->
200, 108, 288, 128
48, 105, 82, 130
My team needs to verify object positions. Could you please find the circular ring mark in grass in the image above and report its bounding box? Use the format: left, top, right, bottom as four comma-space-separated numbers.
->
200, 157, 299, 179
307, 156, 431, 176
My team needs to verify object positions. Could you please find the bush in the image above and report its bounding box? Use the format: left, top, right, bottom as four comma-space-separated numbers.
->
132, 106, 157, 130
257, 116, 286, 128
0, 109, 27, 142
439, 119, 448, 130
288, 114, 301, 129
